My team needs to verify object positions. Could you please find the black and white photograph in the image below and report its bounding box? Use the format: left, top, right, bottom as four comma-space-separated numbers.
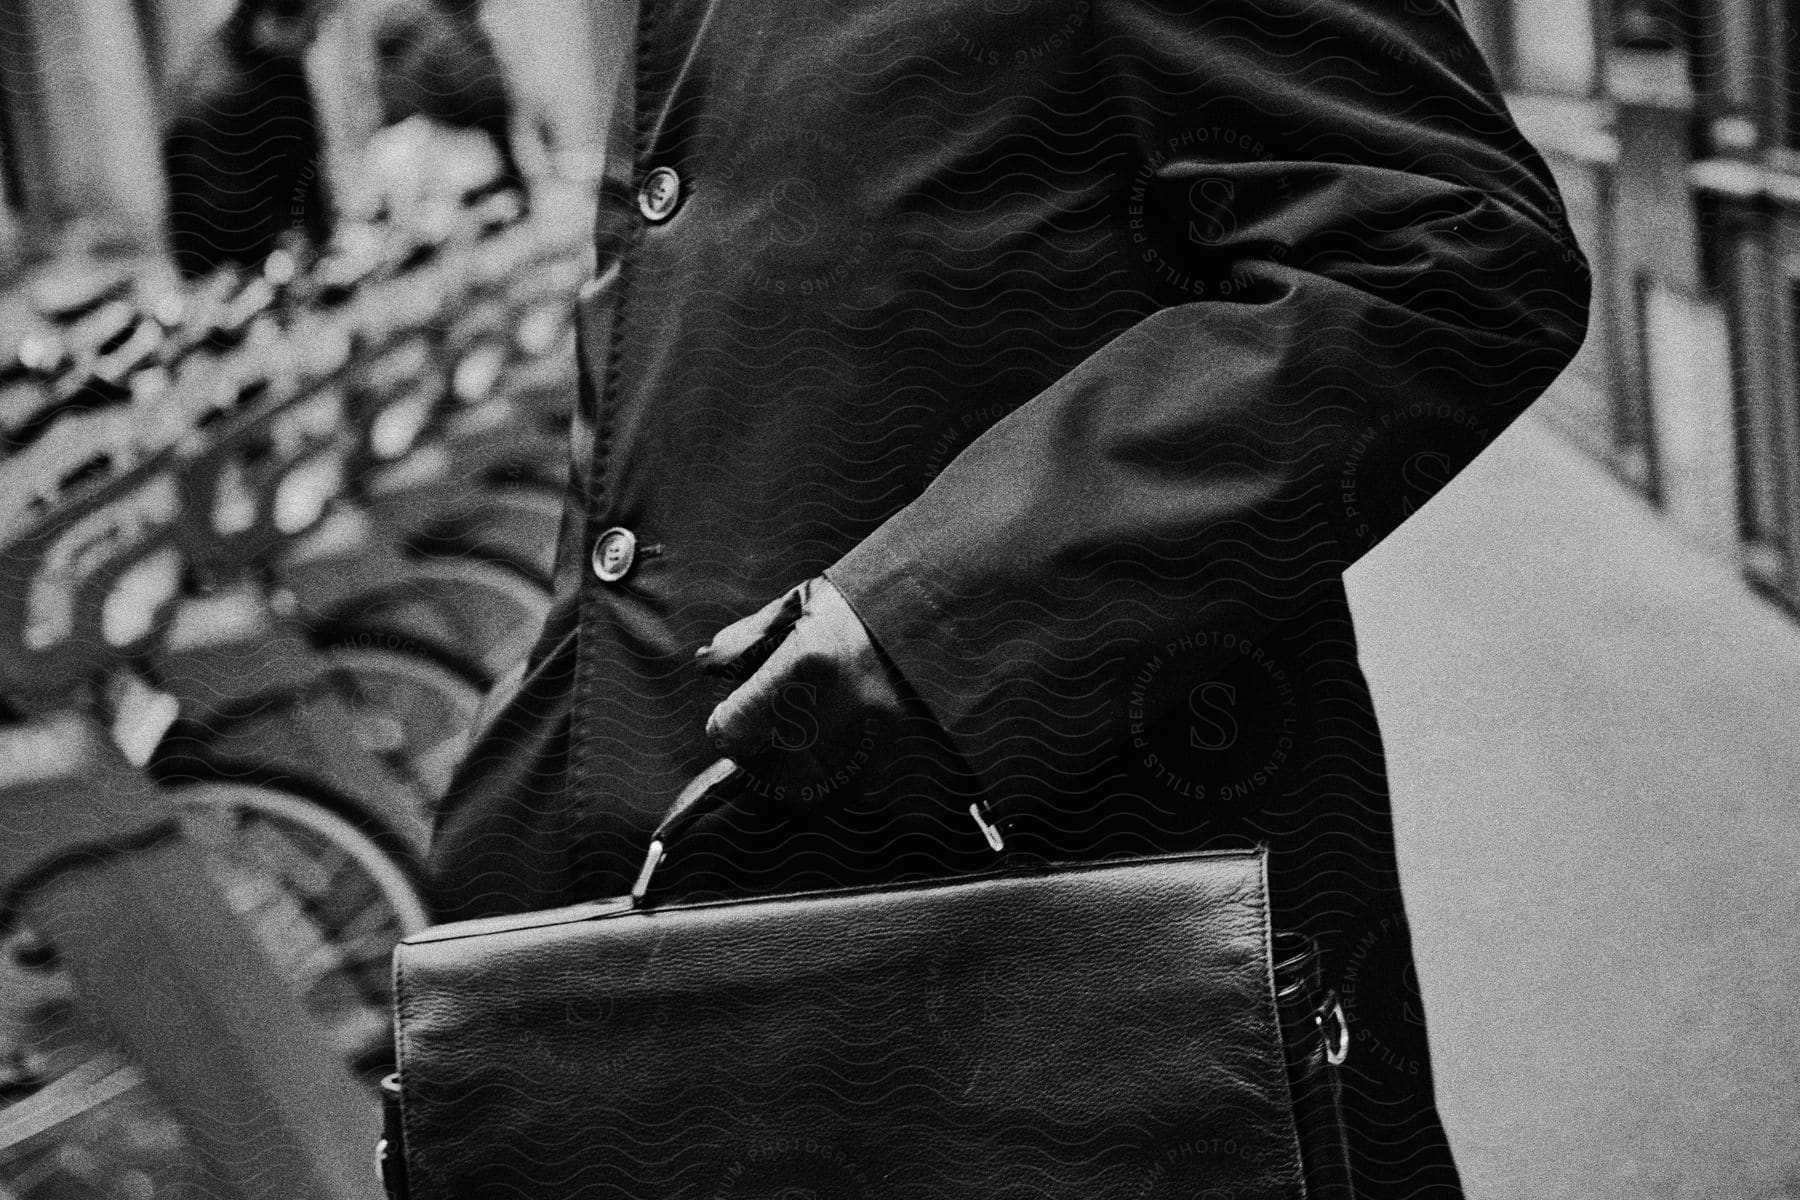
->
0, 1, 1793, 1197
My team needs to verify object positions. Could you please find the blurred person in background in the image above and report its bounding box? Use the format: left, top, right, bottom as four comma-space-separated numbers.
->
161, 0, 337, 279
371, 0, 529, 203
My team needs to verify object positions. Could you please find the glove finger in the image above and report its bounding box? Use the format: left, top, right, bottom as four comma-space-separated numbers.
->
703, 630, 808, 761
694, 581, 809, 680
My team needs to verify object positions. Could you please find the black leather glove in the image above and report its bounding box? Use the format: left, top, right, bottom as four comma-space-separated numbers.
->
695, 576, 904, 805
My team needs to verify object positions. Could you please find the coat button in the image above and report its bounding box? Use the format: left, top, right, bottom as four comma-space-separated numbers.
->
591, 526, 638, 582
637, 167, 681, 222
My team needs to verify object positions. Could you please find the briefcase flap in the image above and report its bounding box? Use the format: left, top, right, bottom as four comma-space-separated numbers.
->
393, 848, 1312, 1199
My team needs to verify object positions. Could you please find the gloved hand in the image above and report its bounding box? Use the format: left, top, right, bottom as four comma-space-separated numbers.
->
695, 576, 904, 804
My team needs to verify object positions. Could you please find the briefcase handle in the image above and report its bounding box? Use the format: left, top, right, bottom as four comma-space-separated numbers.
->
628, 758, 1007, 906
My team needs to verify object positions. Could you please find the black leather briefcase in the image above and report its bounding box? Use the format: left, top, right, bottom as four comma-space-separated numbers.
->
383, 765, 1354, 1199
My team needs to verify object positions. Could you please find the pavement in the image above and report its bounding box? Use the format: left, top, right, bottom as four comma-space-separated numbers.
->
1345, 412, 1800, 1200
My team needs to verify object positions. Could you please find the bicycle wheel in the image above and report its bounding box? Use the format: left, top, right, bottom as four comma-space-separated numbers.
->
0, 780, 424, 1197
323, 643, 483, 805
170, 781, 429, 1056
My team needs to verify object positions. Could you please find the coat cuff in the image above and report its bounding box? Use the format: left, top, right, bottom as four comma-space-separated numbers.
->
821, 522, 976, 752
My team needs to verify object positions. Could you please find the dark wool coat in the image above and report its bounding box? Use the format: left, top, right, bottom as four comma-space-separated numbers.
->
425, 2, 1590, 1194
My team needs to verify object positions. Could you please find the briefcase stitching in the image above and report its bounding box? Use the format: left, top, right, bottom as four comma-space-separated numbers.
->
1252, 844, 1313, 1197
391, 951, 419, 1199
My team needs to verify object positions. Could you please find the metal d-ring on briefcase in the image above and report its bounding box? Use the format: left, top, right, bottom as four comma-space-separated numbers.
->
381, 760, 1355, 1199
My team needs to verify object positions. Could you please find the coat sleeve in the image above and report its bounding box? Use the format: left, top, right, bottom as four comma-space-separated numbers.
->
821, 0, 1590, 806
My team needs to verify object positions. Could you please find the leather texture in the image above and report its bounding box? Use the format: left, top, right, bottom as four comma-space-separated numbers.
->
391, 847, 1350, 1199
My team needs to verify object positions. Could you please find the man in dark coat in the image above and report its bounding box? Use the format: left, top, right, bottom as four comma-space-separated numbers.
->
425, 1, 1590, 1194
161, 0, 334, 278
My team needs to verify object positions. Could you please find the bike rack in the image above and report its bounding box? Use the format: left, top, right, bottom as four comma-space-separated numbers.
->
0, 179, 591, 1199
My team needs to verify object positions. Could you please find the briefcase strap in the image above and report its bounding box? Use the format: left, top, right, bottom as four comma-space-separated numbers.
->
628, 757, 743, 902
629, 757, 1004, 904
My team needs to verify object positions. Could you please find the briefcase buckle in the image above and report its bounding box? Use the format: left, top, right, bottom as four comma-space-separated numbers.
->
968, 802, 1005, 852
630, 838, 666, 905
1319, 991, 1349, 1066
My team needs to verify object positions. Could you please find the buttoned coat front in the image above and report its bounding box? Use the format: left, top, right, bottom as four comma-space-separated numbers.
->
425, 1, 1590, 1193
